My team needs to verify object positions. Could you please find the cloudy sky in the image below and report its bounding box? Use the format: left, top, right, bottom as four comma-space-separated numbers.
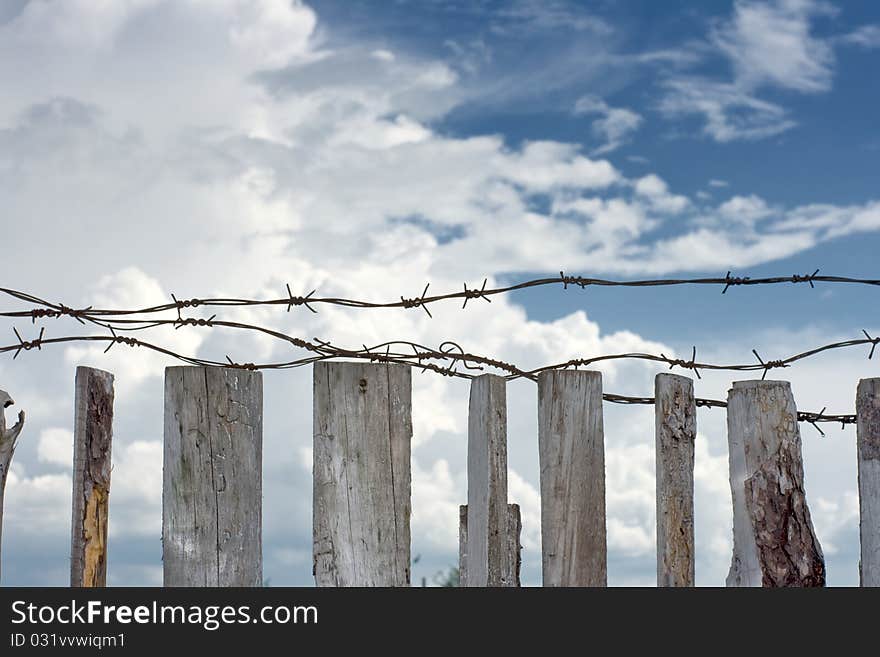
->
1, 0, 879, 586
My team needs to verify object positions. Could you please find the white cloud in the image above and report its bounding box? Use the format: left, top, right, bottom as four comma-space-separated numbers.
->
839, 24, 880, 48
574, 95, 643, 155
659, 78, 796, 142
37, 428, 72, 467
710, 0, 835, 93
657, 0, 855, 142
718, 194, 774, 224
633, 174, 690, 214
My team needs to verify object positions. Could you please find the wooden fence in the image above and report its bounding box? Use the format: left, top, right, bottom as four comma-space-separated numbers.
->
1, 363, 879, 587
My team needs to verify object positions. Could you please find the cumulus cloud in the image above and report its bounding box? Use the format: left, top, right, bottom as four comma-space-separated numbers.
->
0, 0, 877, 587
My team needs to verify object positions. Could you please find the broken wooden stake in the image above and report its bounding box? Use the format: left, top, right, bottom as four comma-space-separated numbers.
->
0, 388, 25, 584
726, 380, 825, 587
70, 367, 114, 588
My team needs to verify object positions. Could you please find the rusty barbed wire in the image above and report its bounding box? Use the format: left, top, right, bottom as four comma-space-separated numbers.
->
0, 321, 868, 431
2, 269, 879, 320
1, 270, 876, 433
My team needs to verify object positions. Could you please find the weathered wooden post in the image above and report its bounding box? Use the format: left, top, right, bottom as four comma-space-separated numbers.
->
538, 370, 606, 586
70, 367, 114, 587
655, 373, 696, 587
163, 366, 263, 587
464, 374, 516, 587
0, 388, 25, 584
313, 362, 412, 586
857, 378, 880, 586
726, 380, 825, 587
459, 503, 521, 586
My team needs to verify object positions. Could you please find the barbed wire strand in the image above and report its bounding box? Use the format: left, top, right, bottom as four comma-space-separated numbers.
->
2, 269, 879, 320
0, 327, 861, 433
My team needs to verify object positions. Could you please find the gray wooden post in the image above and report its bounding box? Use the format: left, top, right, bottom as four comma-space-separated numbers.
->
459, 503, 521, 587
0, 388, 25, 584
465, 374, 513, 587
313, 362, 412, 586
538, 370, 606, 586
163, 366, 263, 587
655, 373, 695, 587
726, 380, 824, 587
70, 367, 114, 587
857, 378, 880, 586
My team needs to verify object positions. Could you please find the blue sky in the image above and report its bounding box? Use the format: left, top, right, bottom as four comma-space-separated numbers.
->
0, 0, 878, 587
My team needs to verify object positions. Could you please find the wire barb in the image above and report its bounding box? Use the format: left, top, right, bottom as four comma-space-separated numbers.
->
791, 268, 820, 288
401, 283, 432, 318
722, 271, 751, 294
462, 279, 492, 309
286, 284, 317, 314
12, 326, 44, 359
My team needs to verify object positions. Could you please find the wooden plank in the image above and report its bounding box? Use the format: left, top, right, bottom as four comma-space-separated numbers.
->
459, 503, 522, 587
313, 362, 412, 586
70, 367, 114, 587
538, 370, 606, 587
0, 388, 25, 584
655, 373, 696, 587
163, 366, 263, 587
857, 378, 880, 586
465, 374, 511, 587
726, 380, 825, 587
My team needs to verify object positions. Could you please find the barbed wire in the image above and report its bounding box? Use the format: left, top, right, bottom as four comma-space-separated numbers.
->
0, 323, 867, 433
2, 269, 879, 320
2, 270, 876, 434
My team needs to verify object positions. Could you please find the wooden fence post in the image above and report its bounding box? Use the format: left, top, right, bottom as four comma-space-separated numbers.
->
857, 378, 880, 586
70, 367, 114, 587
726, 380, 825, 587
0, 388, 25, 584
538, 370, 606, 586
655, 373, 696, 587
459, 503, 521, 587
465, 374, 514, 587
313, 362, 412, 586
163, 366, 263, 587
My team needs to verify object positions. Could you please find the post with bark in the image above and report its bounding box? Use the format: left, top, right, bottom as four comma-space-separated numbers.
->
0, 388, 25, 584
538, 370, 607, 586
857, 378, 880, 586
655, 373, 696, 587
459, 503, 521, 586
70, 367, 114, 587
463, 374, 517, 587
313, 362, 412, 586
726, 380, 825, 587
163, 366, 263, 587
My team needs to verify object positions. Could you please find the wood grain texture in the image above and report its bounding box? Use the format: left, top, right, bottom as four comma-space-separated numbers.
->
726, 380, 825, 587
466, 374, 511, 587
313, 362, 412, 587
857, 378, 880, 586
163, 367, 263, 587
0, 388, 25, 584
70, 367, 114, 588
538, 370, 606, 587
655, 373, 695, 587
459, 503, 521, 587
